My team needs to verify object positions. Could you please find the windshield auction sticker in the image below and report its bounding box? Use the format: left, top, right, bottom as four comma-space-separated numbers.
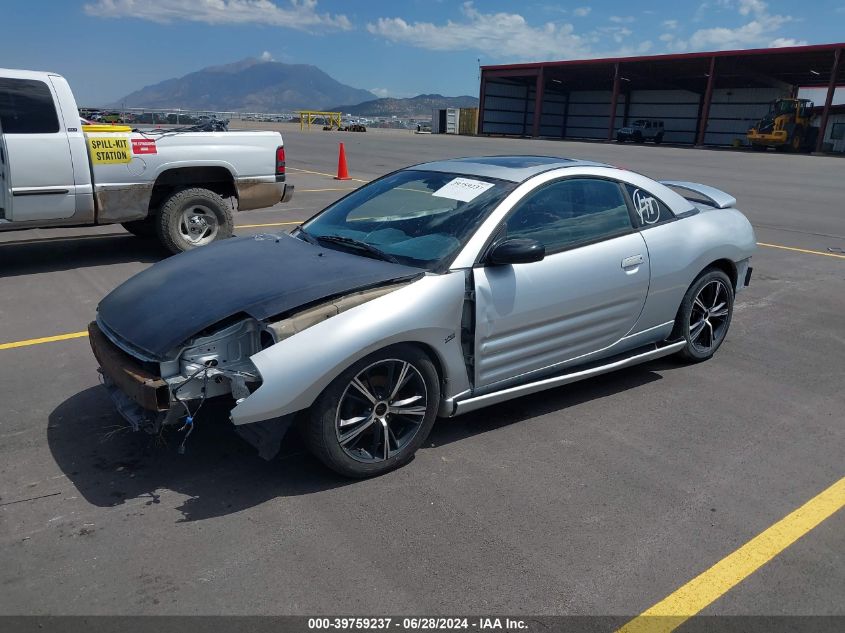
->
432, 178, 494, 202
87, 136, 132, 164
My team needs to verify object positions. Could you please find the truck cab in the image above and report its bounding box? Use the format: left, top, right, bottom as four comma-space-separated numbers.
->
0, 70, 89, 225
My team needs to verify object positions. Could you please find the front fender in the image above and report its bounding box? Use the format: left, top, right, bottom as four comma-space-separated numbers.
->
230, 272, 470, 425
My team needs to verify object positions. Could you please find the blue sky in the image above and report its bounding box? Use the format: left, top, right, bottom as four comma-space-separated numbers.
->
2, 0, 843, 106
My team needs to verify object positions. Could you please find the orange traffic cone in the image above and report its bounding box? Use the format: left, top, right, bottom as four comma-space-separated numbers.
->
335, 142, 351, 180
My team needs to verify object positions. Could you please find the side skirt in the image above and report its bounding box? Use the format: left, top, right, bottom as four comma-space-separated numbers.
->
450, 340, 686, 416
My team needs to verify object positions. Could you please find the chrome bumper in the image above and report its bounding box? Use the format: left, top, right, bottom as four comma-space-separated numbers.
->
236, 179, 295, 211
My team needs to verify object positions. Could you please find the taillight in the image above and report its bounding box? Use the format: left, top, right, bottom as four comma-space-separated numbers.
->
276, 146, 286, 176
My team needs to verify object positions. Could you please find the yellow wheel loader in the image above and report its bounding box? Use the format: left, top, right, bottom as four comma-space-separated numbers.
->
747, 98, 818, 152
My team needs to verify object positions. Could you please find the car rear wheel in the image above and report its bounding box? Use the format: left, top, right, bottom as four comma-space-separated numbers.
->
654, 132, 664, 145
156, 187, 233, 254
673, 269, 734, 363
305, 344, 440, 478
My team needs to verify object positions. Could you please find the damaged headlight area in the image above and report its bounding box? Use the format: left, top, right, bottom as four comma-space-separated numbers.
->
164, 318, 263, 408
89, 279, 414, 459
90, 317, 266, 441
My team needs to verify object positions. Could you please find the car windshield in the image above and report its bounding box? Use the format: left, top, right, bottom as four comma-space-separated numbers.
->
300, 169, 516, 270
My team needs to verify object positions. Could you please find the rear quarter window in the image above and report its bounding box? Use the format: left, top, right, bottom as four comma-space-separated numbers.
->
624, 183, 675, 227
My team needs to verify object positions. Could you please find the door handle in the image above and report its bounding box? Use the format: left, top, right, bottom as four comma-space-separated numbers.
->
621, 254, 644, 268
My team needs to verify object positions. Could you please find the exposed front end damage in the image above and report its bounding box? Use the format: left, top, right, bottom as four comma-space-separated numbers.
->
90, 280, 412, 459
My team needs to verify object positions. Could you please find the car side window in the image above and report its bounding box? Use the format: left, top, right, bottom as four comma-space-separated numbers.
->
624, 184, 675, 228
504, 178, 633, 252
0, 78, 60, 134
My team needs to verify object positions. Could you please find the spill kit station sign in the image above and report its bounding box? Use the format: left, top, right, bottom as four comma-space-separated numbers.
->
88, 136, 131, 164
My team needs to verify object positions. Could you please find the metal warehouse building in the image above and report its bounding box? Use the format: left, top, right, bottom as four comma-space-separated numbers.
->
478, 42, 843, 152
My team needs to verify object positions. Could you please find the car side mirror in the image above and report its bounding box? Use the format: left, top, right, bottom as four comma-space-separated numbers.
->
487, 238, 545, 265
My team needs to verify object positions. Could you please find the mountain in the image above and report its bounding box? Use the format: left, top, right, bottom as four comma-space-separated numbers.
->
332, 94, 479, 117
116, 58, 375, 112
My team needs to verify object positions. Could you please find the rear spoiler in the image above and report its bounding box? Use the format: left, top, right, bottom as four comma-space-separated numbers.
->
659, 181, 737, 209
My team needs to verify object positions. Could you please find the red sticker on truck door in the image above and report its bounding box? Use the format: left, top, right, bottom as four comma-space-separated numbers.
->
131, 139, 157, 155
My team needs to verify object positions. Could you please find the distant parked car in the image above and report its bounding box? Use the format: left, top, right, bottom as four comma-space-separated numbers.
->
617, 119, 665, 144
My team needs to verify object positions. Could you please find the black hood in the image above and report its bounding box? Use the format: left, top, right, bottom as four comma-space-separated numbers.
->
97, 233, 422, 359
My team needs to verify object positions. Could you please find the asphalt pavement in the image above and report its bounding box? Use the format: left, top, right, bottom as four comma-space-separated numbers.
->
0, 128, 842, 620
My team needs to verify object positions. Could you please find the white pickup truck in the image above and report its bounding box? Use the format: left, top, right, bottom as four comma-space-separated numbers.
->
0, 69, 293, 253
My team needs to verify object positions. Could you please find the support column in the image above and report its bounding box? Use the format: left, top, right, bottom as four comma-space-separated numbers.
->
477, 75, 487, 135
696, 56, 716, 146
562, 92, 570, 138
532, 66, 545, 138
623, 84, 632, 127
607, 63, 621, 141
815, 47, 842, 153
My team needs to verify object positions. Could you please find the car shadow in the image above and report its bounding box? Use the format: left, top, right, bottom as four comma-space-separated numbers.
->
49, 363, 671, 523
47, 386, 351, 523
426, 363, 668, 447
0, 233, 166, 277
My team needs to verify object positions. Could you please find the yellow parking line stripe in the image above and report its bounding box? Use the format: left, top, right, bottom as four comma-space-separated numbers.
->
757, 242, 845, 260
0, 331, 88, 350
617, 476, 845, 633
287, 166, 369, 183
235, 221, 302, 229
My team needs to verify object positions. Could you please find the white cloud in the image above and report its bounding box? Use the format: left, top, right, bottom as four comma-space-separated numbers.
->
687, 14, 790, 49
368, 0, 804, 63
679, 0, 799, 51
573, 6, 591, 17
367, 2, 592, 60
768, 37, 807, 47
259, 50, 274, 61
83, 0, 352, 31
370, 88, 391, 98
736, 0, 767, 15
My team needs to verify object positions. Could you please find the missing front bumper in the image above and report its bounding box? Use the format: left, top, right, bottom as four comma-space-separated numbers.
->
88, 321, 169, 413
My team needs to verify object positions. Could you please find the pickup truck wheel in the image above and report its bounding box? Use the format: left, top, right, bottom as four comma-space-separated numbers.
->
156, 188, 233, 254
121, 218, 156, 238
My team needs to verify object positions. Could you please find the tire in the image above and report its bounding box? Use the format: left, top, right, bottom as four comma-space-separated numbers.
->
654, 133, 664, 145
121, 217, 156, 238
790, 126, 803, 153
305, 344, 441, 478
155, 187, 233, 254
673, 268, 735, 363
616, 135, 626, 143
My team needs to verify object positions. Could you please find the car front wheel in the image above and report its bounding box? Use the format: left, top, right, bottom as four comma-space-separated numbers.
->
674, 269, 734, 362
305, 344, 440, 478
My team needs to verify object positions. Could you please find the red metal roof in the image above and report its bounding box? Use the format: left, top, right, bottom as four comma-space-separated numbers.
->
481, 42, 845, 71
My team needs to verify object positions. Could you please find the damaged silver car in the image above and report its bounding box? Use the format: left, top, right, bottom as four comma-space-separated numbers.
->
90, 156, 755, 477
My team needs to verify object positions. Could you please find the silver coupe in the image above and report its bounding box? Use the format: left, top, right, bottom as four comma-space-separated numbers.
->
90, 156, 756, 477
